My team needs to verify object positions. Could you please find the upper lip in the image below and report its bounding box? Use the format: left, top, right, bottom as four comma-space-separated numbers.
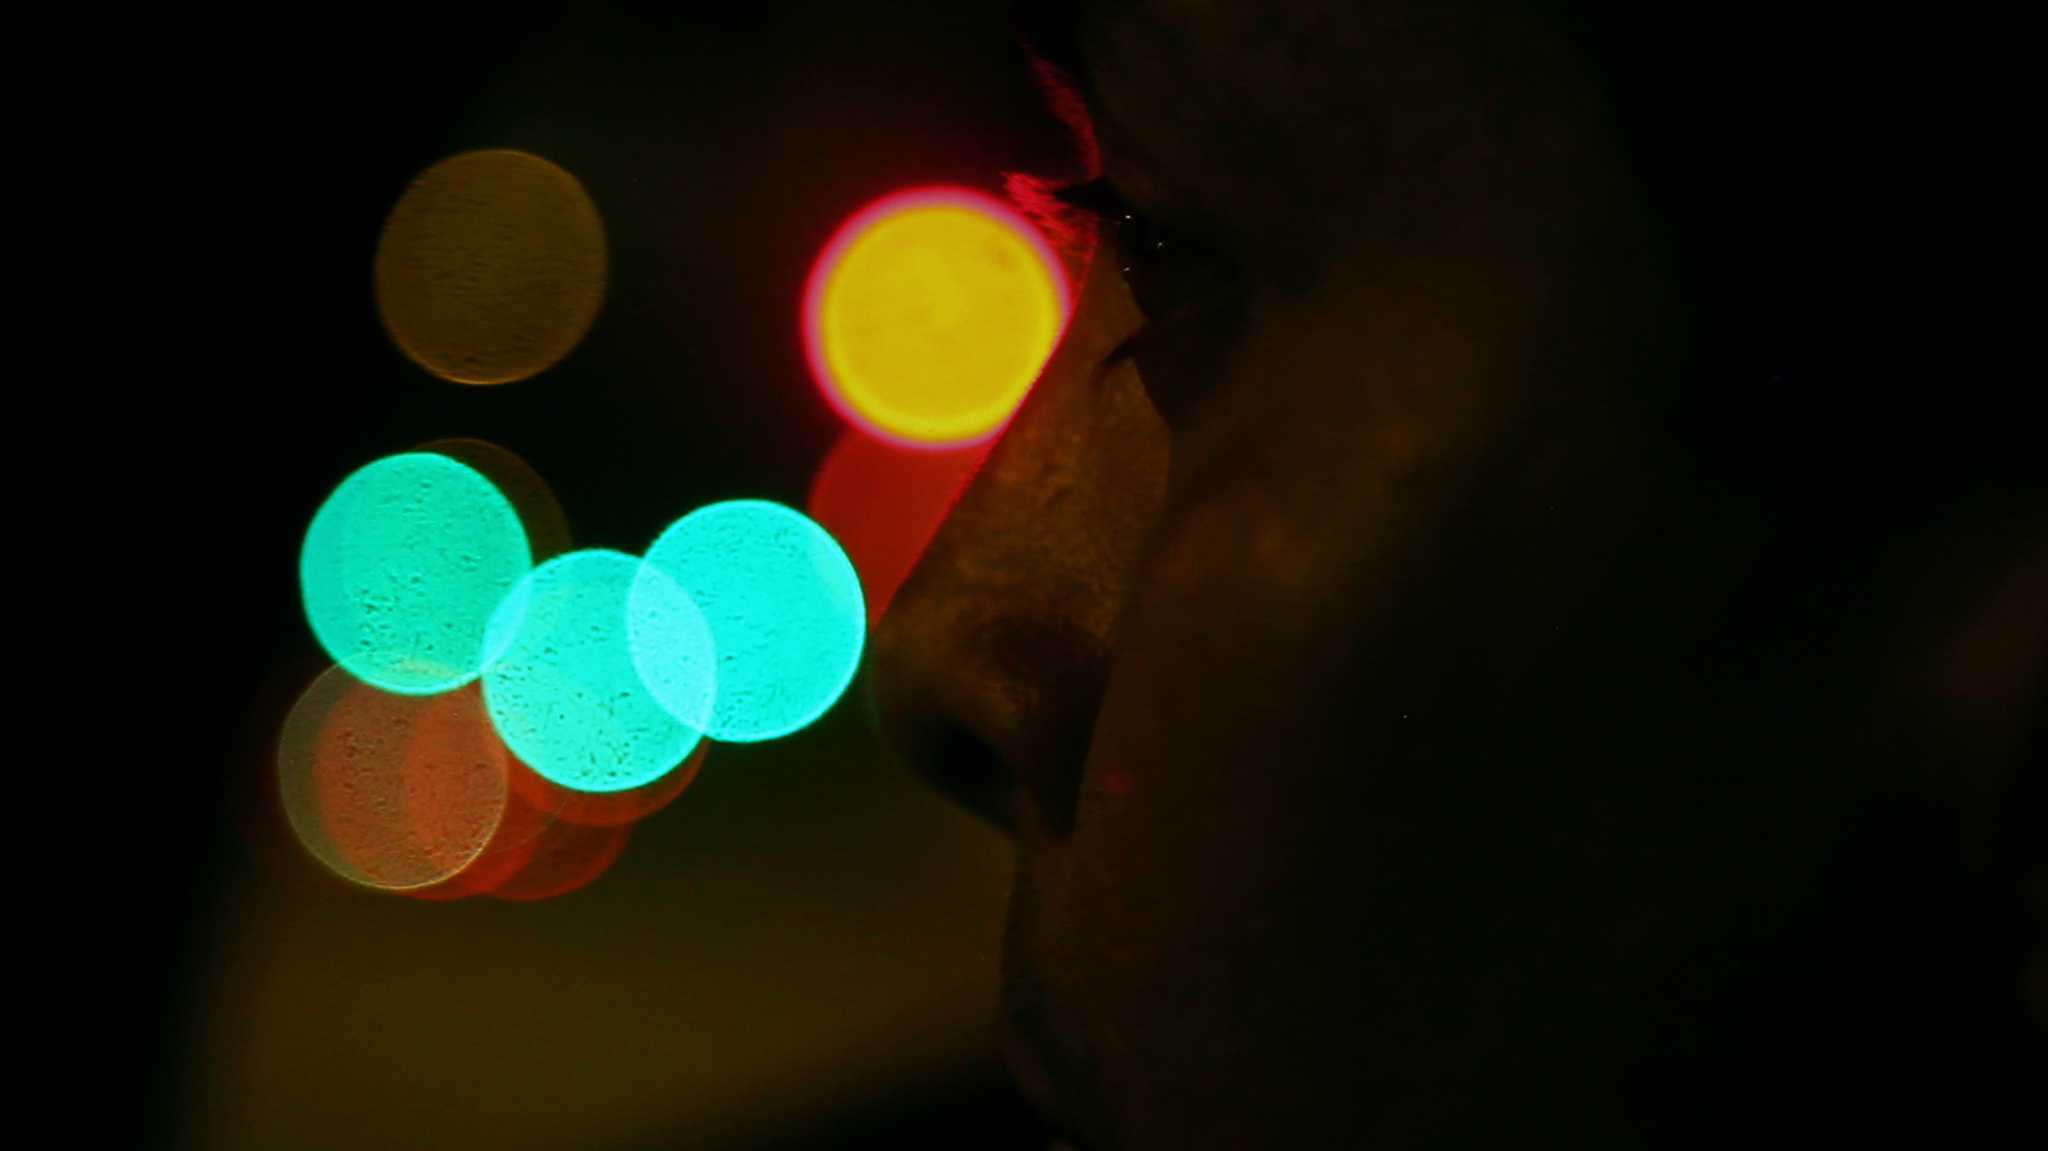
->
1000, 1029, 1093, 1151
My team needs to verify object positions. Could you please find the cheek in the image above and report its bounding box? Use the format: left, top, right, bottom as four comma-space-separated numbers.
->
1015, 479, 1379, 1143
996, 299, 1552, 1143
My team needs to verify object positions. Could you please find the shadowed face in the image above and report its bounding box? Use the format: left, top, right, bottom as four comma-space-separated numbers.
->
872, 2, 2044, 1147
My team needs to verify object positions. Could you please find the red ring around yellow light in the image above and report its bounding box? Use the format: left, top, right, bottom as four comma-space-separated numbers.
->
805, 187, 1069, 449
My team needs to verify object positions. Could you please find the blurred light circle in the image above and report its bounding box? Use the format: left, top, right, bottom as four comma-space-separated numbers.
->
636, 500, 864, 742
487, 820, 633, 901
278, 669, 510, 891
483, 549, 701, 792
401, 778, 559, 901
407, 769, 645, 901
625, 561, 717, 732
416, 437, 572, 564
301, 452, 530, 695
375, 149, 607, 385
805, 187, 1068, 448
507, 740, 707, 829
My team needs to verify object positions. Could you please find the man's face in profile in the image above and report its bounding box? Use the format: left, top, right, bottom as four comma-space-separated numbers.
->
874, 1, 2042, 1147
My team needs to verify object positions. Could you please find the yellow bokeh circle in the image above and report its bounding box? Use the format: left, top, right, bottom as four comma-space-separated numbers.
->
375, 150, 607, 385
805, 188, 1068, 447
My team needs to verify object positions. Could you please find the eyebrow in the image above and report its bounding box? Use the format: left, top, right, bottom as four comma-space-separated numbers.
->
1014, 0, 1088, 85
1011, 0, 1102, 178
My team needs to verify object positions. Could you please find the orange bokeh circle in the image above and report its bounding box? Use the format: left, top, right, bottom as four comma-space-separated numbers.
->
805, 187, 1068, 449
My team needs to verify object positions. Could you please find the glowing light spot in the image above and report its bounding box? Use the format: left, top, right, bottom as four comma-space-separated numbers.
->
418, 438, 572, 564
806, 187, 1068, 447
626, 561, 718, 734
807, 428, 989, 623
375, 149, 607, 385
634, 500, 864, 742
301, 452, 530, 695
278, 669, 509, 891
408, 776, 638, 901
403, 782, 556, 900
506, 742, 706, 828
487, 819, 633, 901
483, 549, 701, 793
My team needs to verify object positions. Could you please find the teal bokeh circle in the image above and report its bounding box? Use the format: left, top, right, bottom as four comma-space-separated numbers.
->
300, 452, 531, 695
484, 549, 702, 792
626, 561, 718, 733
635, 500, 864, 742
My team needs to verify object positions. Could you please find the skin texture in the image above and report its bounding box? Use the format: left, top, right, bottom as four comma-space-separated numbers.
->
871, 2, 2044, 1147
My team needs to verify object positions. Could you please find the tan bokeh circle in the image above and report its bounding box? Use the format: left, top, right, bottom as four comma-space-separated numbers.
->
375, 150, 607, 385
278, 668, 511, 891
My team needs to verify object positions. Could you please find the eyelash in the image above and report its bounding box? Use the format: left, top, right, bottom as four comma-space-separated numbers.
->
1051, 178, 1235, 326
1047, 177, 1242, 423
1053, 177, 1167, 274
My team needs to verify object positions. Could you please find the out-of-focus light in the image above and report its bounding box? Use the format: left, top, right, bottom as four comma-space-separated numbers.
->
506, 742, 706, 828
408, 779, 639, 901
375, 149, 607, 385
278, 669, 510, 891
625, 561, 718, 734
301, 453, 530, 695
418, 438, 572, 564
635, 501, 864, 742
486, 818, 633, 901
807, 428, 989, 623
403, 782, 558, 900
805, 187, 1067, 448
484, 549, 702, 793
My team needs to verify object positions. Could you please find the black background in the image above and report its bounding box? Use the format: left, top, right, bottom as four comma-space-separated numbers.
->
55, 2, 1068, 1146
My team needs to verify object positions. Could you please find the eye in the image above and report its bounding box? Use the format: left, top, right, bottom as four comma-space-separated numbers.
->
1053, 178, 1235, 324
1053, 178, 1243, 422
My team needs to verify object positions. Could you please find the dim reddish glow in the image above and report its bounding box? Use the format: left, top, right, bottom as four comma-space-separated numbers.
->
411, 785, 631, 901
402, 748, 681, 900
505, 742, 707, 828
412, 782, 631, 900
418, 437, 572, 564
487, 819, 632, 901
278, 671, 509, 891
808, 428, 990, 623
805, 187, 1069, 449
402, 783, 557, 900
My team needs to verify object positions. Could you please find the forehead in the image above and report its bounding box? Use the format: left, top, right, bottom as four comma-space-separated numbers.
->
1075, 0, 1382, 160
1051, 0, 1593, 290
1057, 1, 1361, 291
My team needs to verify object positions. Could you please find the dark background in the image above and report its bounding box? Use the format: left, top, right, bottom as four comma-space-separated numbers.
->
49, 1, 2039, 1145
61, 2, 1070, 1146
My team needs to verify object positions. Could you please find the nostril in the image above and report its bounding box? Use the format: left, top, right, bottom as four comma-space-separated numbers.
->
872, 608, 1106, 842
922, 725, 1023, 834
867, 625, 1024, 836
859, 241, 1166, 846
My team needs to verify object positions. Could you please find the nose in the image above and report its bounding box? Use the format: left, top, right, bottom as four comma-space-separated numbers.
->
868, 257, 1167, 840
